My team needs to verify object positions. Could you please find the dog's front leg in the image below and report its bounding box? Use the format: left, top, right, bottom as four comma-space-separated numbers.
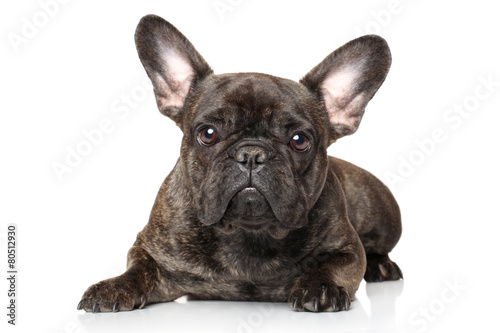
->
288, 235, 366, 312
78, 246, 179, 312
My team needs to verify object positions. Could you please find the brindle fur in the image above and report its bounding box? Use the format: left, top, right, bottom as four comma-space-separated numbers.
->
78, 15, 402, 313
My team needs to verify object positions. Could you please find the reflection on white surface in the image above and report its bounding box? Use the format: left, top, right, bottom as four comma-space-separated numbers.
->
74, 280, 404, 333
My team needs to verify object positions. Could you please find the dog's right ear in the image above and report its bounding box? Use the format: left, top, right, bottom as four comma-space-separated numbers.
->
135, 15, 213, 125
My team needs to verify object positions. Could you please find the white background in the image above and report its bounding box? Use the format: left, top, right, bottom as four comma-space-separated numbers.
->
1, 0, 499, 332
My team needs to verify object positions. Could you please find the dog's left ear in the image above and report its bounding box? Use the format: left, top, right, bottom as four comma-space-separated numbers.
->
301, 35, 391, 141
135, 15, 213, 126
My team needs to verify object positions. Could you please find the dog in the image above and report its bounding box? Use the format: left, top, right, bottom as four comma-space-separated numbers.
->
78, 14, 402, 313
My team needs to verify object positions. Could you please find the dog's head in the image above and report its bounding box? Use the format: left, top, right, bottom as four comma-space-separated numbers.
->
135, 15, 391, 238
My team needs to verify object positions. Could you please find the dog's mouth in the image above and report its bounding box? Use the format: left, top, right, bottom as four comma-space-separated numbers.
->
198, 158, 309, 238
212, 187, 292, 239
225, 187, 274, 220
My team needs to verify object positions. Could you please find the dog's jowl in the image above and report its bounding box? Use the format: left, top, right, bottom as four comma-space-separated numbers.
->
78, 14, 402, 313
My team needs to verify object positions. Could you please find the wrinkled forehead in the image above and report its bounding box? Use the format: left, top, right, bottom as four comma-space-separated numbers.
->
190, 73, 318, 129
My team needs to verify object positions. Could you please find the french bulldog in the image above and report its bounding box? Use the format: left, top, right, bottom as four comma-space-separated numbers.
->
78, 14, 402, 313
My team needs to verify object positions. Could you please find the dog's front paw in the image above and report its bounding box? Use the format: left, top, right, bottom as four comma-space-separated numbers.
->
78, 275, 146, 313
288, 280, 351, 312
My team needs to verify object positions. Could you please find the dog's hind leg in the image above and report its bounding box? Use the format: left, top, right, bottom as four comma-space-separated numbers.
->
364, 253, 403, 282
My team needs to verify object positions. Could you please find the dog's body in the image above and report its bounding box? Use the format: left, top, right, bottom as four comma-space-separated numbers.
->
79, 15, 402, 313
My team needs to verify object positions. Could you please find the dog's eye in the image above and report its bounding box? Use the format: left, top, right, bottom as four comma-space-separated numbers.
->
290, 134, 311, 152
197, 127, 219, 146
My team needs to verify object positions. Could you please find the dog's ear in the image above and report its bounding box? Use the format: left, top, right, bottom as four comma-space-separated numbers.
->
301, 35, 391, 141
135, 15, 213, 125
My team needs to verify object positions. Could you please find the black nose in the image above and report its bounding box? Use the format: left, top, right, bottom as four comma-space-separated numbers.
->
235, 146, 270, 165
232, 140, 274, 167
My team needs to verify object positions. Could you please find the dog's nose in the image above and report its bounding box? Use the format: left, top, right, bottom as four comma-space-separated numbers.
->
232, 140, 274, 167
235, 146, 270, 165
